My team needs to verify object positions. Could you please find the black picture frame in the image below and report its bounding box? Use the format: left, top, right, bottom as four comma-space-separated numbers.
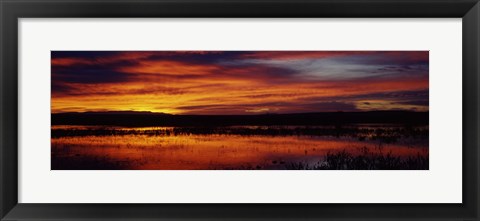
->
1, 0, 479, 220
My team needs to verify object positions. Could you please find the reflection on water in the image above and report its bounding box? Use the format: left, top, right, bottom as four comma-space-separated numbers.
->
51, 125, 428, 170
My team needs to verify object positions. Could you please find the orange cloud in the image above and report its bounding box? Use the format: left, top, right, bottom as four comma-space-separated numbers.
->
117, 60, 219, 76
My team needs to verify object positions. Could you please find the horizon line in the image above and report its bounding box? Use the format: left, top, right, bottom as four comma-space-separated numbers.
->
51, 110, 429, 115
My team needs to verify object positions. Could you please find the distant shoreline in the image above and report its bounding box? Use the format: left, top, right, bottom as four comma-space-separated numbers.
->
52, 111, 429, 127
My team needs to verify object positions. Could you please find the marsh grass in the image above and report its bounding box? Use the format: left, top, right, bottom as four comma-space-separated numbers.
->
51, 125, 428, 144
287, 147, 428, 170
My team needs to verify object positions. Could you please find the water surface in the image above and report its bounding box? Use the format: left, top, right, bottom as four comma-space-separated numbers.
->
51, 125, 428, 170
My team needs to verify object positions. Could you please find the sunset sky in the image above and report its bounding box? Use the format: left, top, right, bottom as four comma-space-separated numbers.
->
51, 51, 428, 115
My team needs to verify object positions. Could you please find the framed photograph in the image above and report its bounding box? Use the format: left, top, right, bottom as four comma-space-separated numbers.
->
1, 0, 479, 220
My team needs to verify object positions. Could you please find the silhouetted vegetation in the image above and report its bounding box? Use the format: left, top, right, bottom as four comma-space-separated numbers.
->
52, 111, 428, 127
51, 125, 428, 144
286, 147, 428, 170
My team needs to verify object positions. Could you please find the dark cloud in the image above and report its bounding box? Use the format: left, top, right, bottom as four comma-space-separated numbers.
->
143, 51, 248, 65
341, 51, 429, 66
51, 51, 300, 87
51, 82, 75, 96
393, 100, 429, 106
176, 101, 358, 114
298, 89, 429, 106
338, 89, 429, 101
53, 66, 131, 84
51, 51, 122, 60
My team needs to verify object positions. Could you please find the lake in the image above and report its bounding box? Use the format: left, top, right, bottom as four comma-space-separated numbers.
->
51, 125, 428, 170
